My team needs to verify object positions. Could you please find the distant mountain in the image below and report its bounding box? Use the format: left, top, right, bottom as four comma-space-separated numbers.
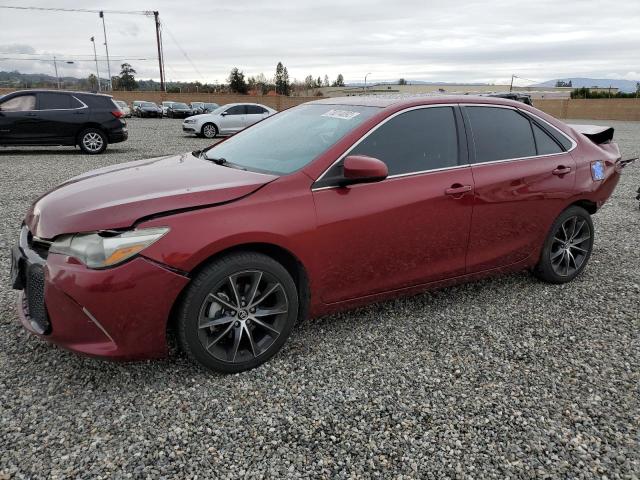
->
535, 78, 639, 93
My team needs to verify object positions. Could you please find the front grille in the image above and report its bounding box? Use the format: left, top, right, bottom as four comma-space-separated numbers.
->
24, 263, 50, 334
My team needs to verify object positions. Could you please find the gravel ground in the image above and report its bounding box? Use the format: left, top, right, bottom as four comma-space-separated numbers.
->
0, 117, 638, 479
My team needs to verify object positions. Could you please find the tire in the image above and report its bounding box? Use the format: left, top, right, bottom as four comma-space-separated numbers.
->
177, 252, 299, 373
534, 206, 594, 284
201, 123, 218, 139
78, 128, 108, 154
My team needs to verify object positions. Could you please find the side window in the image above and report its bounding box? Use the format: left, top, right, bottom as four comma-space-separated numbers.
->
0, 94, 36, 112
226, 105, 246, 115
247, 105, 267, 114
532, 123, 563, 155
348, 107, 459, 176
70, 96, 84, 108
465, 106, 536, 163
38, 93, 73, 110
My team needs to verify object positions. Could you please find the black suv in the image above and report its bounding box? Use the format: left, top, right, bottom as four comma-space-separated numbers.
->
0, 90, 128, 154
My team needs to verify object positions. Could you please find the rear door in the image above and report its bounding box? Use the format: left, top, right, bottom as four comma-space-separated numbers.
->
36, 92, 88, 142
0, 93, 40, 144
220, 105, 247, 133
462, 105, 576, 272
245, 105, 269, 127
312, 105, 474, 303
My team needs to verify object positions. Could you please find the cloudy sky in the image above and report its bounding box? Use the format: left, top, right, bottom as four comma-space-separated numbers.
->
1, 0, 639, 86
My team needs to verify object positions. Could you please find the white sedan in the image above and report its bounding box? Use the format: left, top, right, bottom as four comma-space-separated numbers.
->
182, 103, 276, 138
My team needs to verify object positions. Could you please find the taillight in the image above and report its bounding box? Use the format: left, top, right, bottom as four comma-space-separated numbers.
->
111, 110, 123, 118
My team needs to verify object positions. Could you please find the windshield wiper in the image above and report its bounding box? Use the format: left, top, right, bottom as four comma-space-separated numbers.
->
206, 155, 247, 171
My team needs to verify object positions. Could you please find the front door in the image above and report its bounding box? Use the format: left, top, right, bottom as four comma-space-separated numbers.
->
312, 106, 474, 303
220, 105, 247, 134
0, 93, 40, 144
462, 105, 577, 272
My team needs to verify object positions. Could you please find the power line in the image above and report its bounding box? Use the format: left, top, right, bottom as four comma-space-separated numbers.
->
161, 21, 206, 84
0, 5, 152, 15
0, 57, 158, 62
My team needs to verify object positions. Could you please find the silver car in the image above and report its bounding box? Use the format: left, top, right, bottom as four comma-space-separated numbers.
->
115, 100, 132, 118
182, 103, 276, 138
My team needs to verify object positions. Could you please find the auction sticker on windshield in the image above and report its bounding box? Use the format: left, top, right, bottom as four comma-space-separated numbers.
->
321, 109, 361, 120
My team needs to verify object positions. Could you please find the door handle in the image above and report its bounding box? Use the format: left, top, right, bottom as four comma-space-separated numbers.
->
552, 166, 572, 176
445, 184, 472, 197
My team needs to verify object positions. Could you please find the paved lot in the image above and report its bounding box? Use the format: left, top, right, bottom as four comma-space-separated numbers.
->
0, 117, 638, 478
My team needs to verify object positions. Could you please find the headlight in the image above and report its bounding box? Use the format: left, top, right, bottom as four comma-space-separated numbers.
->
184, 119, 195, 124
50, 227, 169, 269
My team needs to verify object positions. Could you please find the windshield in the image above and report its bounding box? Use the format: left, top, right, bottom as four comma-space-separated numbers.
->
142, 102, 157, 107
210, 106, 227, 115
173, 103, 188, 108
204, 104, 380, 175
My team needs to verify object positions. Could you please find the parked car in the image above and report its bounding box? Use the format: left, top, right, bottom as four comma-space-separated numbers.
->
202, 102, 220, 113
0, 89, 127, 154
190, 102, 205, 115
115, 100, 132, 118
161, 101, 176, 117
132, 100, 145, 111
182, 103, 276, 138
134, 101, 162, 118
167, 102, 193, 118
10, 96, 629, 373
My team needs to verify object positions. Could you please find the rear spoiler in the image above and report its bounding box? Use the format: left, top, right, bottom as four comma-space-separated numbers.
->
568, 124, 614, 145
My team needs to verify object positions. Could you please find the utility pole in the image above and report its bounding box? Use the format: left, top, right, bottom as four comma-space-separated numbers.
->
364, 72, 371, 92
90, 36, 101, 91
509, 74, 515, 92
99, 11, 113, 90
153, 11, 165, 91
53, 56, 60, 89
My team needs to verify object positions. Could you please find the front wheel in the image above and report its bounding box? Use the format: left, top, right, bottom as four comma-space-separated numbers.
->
78, 128, 107, 154
177, 252, 299, 373
201, 123, 218, 138
534, 206, 594, 284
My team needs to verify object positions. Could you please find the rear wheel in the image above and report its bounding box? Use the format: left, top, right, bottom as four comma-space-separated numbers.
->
178, 252, 299, 373
78, 128, 107, 154
534, 206, 594, 283
202, 123, 218, 138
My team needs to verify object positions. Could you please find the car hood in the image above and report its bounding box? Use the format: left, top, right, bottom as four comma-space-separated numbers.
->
26, 153, 278, 239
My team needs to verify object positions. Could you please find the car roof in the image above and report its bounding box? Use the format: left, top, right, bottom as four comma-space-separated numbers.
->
307, 94, 529, 110
8, 89, 113, 98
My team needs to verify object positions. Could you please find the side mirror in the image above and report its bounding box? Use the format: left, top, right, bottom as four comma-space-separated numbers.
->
341, 155, 388, 186
221, 111, 228, 116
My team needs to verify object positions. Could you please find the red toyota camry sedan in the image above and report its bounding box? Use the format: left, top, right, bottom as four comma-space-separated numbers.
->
11, 96, 627, 373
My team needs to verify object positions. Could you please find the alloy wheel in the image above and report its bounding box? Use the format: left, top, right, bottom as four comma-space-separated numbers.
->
550, 215, 591, 277
197, 270, 289, 363
82, 132, 104, 152
203, 124, 217, 138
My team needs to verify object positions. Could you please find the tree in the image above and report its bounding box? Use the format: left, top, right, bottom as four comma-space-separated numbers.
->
274, 62, 291, 95
398, 78, 407, 85
87, 73, 98, 90
323, 75, 330, 87
228, 67, 248, 94
117, 63, 138, 90
332, 74, 345, 87
316, 76, 322, 88
304, 75, 315, 90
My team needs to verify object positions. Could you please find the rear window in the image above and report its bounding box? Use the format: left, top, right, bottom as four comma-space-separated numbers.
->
77, 94, 114, 108
38, 92, 81, 110
465, 106, 536, 163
